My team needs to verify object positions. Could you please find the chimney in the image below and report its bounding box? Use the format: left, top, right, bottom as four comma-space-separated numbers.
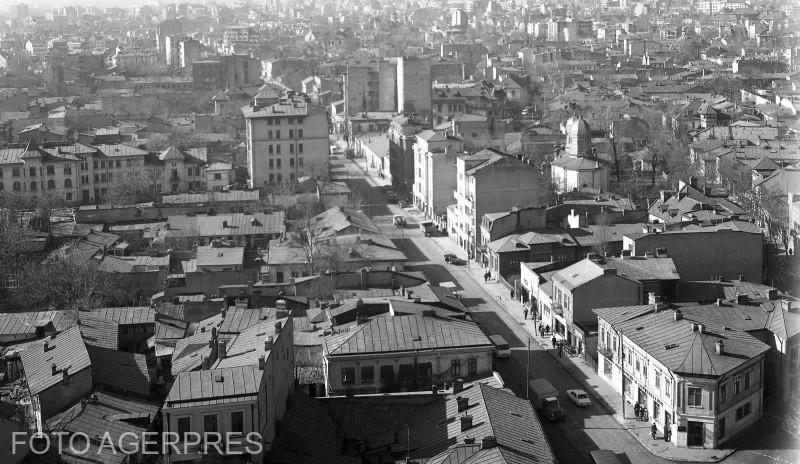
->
264, 336, 274, 351
768, 289, 778, 300
460, 415, 473, 432
674, 309, 683, 321
51, 363, 57, 376
689, 176, 698, 188
481, 435, 497, 449
659, 190, 669, 203
62, 366, 69, 385
648, 292, 659, 305
715, 340, 724, 355
464, 436, 476, 444
716, 298, 723, 306
457, 396, 469, 412
217, 341, 227, 360
738, 274, 745, 281
698, 324, 704, 334
275, 321, 283, 334
691, 323, 698, 332
736, 292, 748, 304
258, 355, 266, 370
453, 378, 464, 393
413, 296, 421, 303
222, 220, 228, 228
211, 327, 218, 340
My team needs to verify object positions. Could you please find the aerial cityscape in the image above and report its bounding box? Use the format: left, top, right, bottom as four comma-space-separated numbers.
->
0, 0, 797, 463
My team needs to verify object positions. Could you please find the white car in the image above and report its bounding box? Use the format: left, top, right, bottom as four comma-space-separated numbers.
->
566, 389, 591, 407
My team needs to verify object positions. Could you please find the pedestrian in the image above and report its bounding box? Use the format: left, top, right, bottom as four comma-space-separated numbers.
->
551, 336, 556, 348
664, 427, 670, 442
634, 402, 640, 419
545, 325, 550, 335
651, 422, 657, 440
558, 345, 563, 358
510, 289, 515, 300
484, 272, 488, 283
523, 308, 528, 320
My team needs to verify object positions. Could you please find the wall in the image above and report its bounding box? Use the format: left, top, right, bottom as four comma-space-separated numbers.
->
38, 367, 92, 418
627, 230, 763, 282
397, 57, 432, 115
325, 346, 493, 396
567, 273, 642, 324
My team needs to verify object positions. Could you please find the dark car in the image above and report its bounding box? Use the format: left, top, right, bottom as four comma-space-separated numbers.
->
449, 257, 466, 265
443, 253, 457, 263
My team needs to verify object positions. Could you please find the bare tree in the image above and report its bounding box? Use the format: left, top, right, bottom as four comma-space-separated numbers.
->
12, 252, 123, 310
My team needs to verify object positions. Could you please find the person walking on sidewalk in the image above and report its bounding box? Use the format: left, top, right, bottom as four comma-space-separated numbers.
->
551, 336, 557, 348
634, 402, 640, 420
651, 422, 657, 440
523, 308, 528, 320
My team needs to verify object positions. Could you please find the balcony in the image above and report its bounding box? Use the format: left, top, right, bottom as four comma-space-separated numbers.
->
599, 344, 615, 360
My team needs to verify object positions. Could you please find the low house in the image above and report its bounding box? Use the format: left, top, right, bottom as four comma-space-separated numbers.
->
549, 257, 643, 353
486, 228, 578, 279
86, 307, 155, 353
322, 314, 493, 395
19, 327, 92, 419
144, 211, 286, 250
595, 305, 770, 448
648, 178, 747, 225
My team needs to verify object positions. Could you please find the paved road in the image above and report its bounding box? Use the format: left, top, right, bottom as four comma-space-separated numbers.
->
330, 154, 800, 464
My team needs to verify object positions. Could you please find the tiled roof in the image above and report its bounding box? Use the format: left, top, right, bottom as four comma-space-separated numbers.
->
324, 315, 492, 356
603, 256, 680, 281
196, 245, 244, 267
552, 259, 606, 290
20, 327, 91, 395
87, 306, 155, 326
219, 307, 274, 335
165, 365, 263, 407
0, 310, 77, 337
309, 206, 379, 237
77, 315, 119, 349
46, 391, 158, 454
145, 212, 286, 239
87, 345, 151, 396
599, 308, 770, 377
170, 330, 214, 376
214, 317, 289, 369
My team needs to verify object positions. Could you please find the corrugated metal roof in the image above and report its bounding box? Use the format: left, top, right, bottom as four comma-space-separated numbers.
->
165, 365, 263, 406
20, 327, 91, 395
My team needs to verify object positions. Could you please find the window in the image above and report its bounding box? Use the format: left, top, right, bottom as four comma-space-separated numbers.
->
12, 168, 19, 177
654, 371, 661, 391
100, 160, 106, 168
735, 402, 752, 421
361, 366, 374, 384
342, 367, 355, 385
93, 161, 98, 169
177, 417, 191, 440
47, 179, 55, 190
94, 174, 99, 182
276, 173, 282, 183
30, 182, 37, 191
126, 159, 131, 167
29, 167, 36, 177
275, 130, 281, 139
289, 144, 294, 154
744, 371, 751, 390
299, 157, 304, 167
268, 159, 273, 169
187, 167, 193, 177
65, 192, 72, 201
116, 160, 121, 168
46, 165, 54, 175
230, 411, 244, 434
267, 130, 272, 139
268, 145, 273, 154
734, 377, 741, 395
718, 418, 726, 440
288, 129, 293, 138
267, 118, 273, 126
269, 173, 274, 183
688, 387, 702, 407
64, 164, 71, 175
276, 159, 282, 168
468, 357, 477, 376
276, 145, 281, 154
289, 158, 294, 167
298, 129, 303, 138
214, 173, 221, 180
13, 182, 20, 191
0, 182, 3, 191
0, 169, 3, 178
203, 414, 218, 433
720, 383, 727, 403
450, 359, 461, 376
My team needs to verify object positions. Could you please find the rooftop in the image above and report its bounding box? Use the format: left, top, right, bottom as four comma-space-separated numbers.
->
164, 365, 264, 408
20, 327, 91, 396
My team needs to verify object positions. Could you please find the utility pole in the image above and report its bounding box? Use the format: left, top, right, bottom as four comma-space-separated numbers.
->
526, 336, 531, 400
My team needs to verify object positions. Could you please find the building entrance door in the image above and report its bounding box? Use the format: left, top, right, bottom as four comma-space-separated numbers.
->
687, 421, 704, 447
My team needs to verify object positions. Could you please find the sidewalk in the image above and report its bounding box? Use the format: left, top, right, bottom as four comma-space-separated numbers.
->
422, 239, 736, 462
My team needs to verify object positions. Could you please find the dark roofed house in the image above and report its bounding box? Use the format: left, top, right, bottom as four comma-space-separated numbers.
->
87, 307, 155, 353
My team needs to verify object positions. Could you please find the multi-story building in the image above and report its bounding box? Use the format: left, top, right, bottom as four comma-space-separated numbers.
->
0, 140, 210, 205
344, 60, 397, 116
322, 314, 493, 395
397, 56, 432, 116
551, 116, 609, 193
162, 315, 294, 464
178, 38, 201, 68
243, 91, 330, 187
413, 130, 463, 225
450, 148, 550, 259
595, 305, 770, 448
388, 114, 429, 198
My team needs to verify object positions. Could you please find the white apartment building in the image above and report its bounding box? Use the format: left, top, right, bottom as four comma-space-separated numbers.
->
243, 92, 330, 188
413, 130, 462, 226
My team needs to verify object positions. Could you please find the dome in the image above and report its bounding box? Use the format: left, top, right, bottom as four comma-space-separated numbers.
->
565, 115, 591, 157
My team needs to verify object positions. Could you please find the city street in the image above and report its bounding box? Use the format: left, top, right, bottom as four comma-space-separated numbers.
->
331, 153, 800, 464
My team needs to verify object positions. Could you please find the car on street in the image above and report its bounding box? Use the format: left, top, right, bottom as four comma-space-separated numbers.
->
566, 389, 591, 407
448, 257, 466, 265
443, 253, 457, 263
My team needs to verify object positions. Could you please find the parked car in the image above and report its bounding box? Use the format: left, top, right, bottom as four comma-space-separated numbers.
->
566, 389, 591, 407
443, 253, 457, 263
489, 335, 510, 358
448, 257, 466, 265
393, 215, 406, 227
385, 190, 397, 203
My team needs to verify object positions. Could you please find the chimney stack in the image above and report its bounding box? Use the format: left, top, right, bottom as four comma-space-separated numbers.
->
275, 321, 283, 334
481, 436, 497, 449
258, 355, 266, 370
715, 340, 724, 355
457, 396, 469, 412
716, 298, 723, 306
674, 309, 683, 321
217, 341, 227, 360
460, 415, 473, 432
264, 336, 274, 351
51, 363, 57, 376
453, 378, 464, 393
